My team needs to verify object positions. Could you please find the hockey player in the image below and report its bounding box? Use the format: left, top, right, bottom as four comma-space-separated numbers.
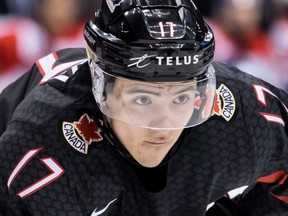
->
0, 0, 287, 215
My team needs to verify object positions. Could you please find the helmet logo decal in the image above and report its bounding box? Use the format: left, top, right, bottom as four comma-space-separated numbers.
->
159, 21, 175, 38
157, 55, 199, 65
212, 84, 236, 122
106, 0, 125, 13
128, 54, 200, 68
62, 114, 103, 154
128, 54, 158, 68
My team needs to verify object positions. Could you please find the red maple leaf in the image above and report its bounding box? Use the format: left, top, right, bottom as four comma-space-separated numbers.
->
74, 114, 103, 144
213, 93, 222, 116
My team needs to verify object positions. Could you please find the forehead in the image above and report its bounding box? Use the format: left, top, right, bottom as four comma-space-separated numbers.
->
113, 77, 197, 91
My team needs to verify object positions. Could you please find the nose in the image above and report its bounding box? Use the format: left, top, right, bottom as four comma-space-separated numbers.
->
148, 116, 176, 129
147, 102, 179, 129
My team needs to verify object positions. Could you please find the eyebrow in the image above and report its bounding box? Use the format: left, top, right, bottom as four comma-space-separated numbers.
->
174, 86, 197, 95
126, 89, 160, 96
126, 86, 196, 96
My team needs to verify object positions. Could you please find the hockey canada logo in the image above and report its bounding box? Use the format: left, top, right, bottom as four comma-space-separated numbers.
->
62, 114, 103, 154
213, 84, 236, 121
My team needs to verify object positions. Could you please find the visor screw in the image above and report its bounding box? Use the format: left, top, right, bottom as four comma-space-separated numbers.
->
153, 72, 159, 77
176, 72, 181, 77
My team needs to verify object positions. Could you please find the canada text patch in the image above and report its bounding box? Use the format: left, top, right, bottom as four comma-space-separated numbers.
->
62, 114, 103, 154
213, 84, 236, 121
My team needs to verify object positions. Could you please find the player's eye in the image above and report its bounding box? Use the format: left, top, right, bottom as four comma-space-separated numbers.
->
134, 96, 151, 105
173, 95, 190, 104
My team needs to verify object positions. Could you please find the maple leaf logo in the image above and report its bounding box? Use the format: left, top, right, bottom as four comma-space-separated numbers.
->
194, 91, 217, 118
194, 95, 202, 110
213, 93, 222, 116
74, 114, 103, 144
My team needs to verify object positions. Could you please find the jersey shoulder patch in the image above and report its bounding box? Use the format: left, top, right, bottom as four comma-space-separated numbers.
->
213, 61, 288, 127
212, 83, 236, 122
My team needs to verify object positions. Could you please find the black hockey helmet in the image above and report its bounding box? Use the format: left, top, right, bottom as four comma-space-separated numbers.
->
84, 0, 215, 81
84, 0, 216, 129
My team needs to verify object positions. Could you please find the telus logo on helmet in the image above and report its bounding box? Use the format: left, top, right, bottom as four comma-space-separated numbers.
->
128, 54, 200, 69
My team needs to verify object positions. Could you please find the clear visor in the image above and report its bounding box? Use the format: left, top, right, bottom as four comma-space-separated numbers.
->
91, 64, 216, 130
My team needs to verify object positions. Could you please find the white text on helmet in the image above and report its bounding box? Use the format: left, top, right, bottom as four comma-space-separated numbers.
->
128, 54, 200, 69
156, 55, 199, 66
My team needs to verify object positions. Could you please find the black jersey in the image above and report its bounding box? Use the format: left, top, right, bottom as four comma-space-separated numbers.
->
0, 48, 287, 216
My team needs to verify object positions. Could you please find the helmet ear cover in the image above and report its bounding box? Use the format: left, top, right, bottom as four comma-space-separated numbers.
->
84, 0, 215, 82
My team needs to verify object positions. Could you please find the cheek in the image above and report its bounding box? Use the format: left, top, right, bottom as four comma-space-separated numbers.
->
110, 120, 142, 150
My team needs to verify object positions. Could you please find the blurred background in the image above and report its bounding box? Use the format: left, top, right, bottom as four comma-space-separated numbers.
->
0, 0, 287, 92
